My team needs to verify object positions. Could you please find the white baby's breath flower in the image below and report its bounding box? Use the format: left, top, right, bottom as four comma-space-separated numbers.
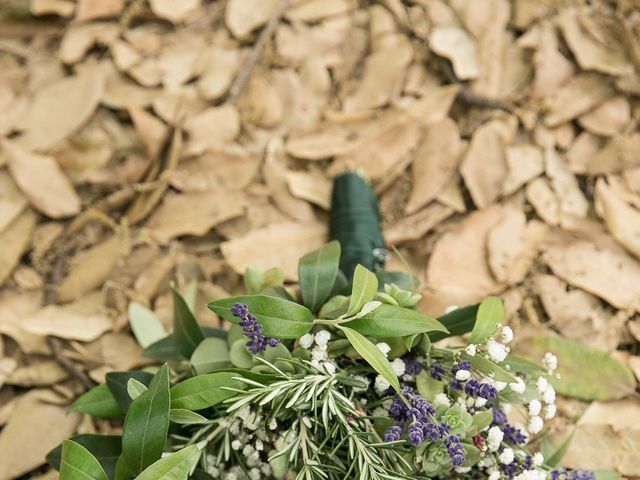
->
509, 378, 526, 394
376, 342, 391, 356
455, 369, 471, 381
487, 426, 504, 452
500, 326, 514, 344
374, 375, 391, 394
533, 452, 544, 467
528, 399, 542, 417
315, 330, 331, 347
544, 404, 557, 420
488, 470, 501, 480
475, 397, 487, 408
542, 352, 558, 372
231, 440, 242, 451
391, 358, 406, 376
299, 333, 314, 349
542, 384, 556, 404
456, 396, 468, 412
434, 393, 451, 407
494, 380, 507, 392
499, 448, 515, 464
465, 344, 477, 356
249, 468, 261, 480
528, 415, 544, 434
536, 377, 548, 394
487, 339, 509, 363
322, 361, 337, 375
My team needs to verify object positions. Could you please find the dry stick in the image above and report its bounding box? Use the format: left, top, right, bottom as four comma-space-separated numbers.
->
44, 256, 94, 390
227, 0, 292, 104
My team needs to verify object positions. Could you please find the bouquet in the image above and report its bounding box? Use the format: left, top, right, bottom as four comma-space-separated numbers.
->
47, 175, 596, 480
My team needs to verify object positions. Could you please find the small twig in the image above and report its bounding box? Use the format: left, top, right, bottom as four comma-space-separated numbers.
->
45, 256, 95, 390
227, 0, 291, 103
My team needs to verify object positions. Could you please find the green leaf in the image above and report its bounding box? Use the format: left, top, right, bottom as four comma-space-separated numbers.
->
172, 288, 205, 358
136, 445, 201, 480
517, 336, 636, 401
346, 265, 378, 317
298, 241, 341, 313
191, 337, 230, 374
106, 371, 154, 413
469, 410, 493, 436
69, 384, 123, 419
114, 454, 136, 480
462, 443, 481, 467
345, 304, 448, 337
244, 267, 264, 294
127, 378, 147, 400
415, 370, 443, 401
429, 304, 479, 342
208, 295, 313, 339
542, 431, 574, 467
170, 372, 248, 410
143, 335, 184, 361
170, 409, 208, 424
469, 296, 503, 344
339, 326, 400, 393
461, 352, 517, 383
128, 302, 167, 349
60, 440, 109, 480
229, 339, 254, 368
48, 435, 121, 478
595, 471, 621, 480
122, 365, 170, 473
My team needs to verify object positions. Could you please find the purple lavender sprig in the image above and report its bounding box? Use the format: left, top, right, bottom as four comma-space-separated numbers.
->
231, 303, 279, 354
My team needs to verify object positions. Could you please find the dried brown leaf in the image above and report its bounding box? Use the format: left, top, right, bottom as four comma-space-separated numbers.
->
284, 170, 332, 210
170, 152, 260, 193
286, 0, 354, 22
226, 0, 279, 39
0, 209, 37, 286
595, 178, 640, 258
184, 105, 240, 155
7, 360, 69, 387
75, 0, 125, 22
59, 23, 119, 64
430, 27, 480, 80
545, 147, 589, 218
196, 47, 241, 101
149, 0, 200, 23
405, 118, 462, 214
533, 22, 575, 98
0, 171, 27, 234
385, 202, 454, 245
31, 0, 75, 16
502, 144, 544, 196
587, 134, 640, 174
578, 95, 630, 137
0, 291, 47, 354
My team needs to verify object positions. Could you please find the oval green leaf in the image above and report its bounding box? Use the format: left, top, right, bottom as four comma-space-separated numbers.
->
47, 435, 121, 478
172, 288, 205, 358
298, 241, 341, 313
516, 336, 636, 401
208, 295, 313, 339
127, 378, 147, 401
346, 265, 378, 317
60, 440, 109, 480
345, 304, 448, 337
106, 371, 154, 413
461, 352, 517, 383
122, 365, 170, 473
339, 326, 400, 394
136, 445, 201, 480
128, 302, 167, 349
170, 372, 248, 410
191, 337, 230, 374
469, 296, 504, 344
70, 384, 123, 419
170, 409, 208, 424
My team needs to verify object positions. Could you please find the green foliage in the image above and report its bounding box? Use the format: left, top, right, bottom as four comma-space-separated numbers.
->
208, 295, 313, 339
136, 445, 201, 480
47, 435, 121, 479
69, 384, 123, 418
122, 365, 171, 474
128, 302, 167, 349
345, 264, 378, 317
469, 296, 503, 344
298, 240, 341, 312
190, 337, 230, 374
172, 288, 205, 358
60, 440, 109, 480
170, 372, 247, 410
345, 303, 448, 337
106, 371, 154, 413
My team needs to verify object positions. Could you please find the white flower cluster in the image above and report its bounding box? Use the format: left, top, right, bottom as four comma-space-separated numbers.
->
486, 325, 513, 363
373, 342, 407, 393
299, 330, 337, 374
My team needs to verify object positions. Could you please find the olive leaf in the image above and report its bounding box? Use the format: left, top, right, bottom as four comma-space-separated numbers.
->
47, 435, 121, 478
345, 304, 448, 337
172, 288, 205, 358
128, 302, 167, 349
171, 372, 248, 410
60, 440, 109, 480
469, 296, 503, 344
346, 265, 379, 317
136, 445, 201, 480
299, 241, 341, 313
191, 337, 230, 374
169, 409, 208, 425
69, 384, 123, 419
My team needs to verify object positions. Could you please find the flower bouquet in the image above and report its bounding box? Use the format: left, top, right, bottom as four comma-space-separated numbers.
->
48, 175, 597, 480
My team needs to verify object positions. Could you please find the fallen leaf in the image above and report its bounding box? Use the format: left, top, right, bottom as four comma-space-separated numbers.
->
196, 47, 241, 101
566, 131, 603, 174
30, 0, 75, 16
0, 358, 17, 390
405, 118, 462, 214
535, 274, 625, 351
221, 221, 327, 280
149, 0, 200, 23
545, 147, 589, 218
526, 177, 559, 226
543, 239, 640, 311
14, 64, 105, 150
384, 202, 454, 245
169, 152, 260, 193
487, 206, 527, 284
22, 291, 113, 341
284, 170, 332, 210
285, 0, 354, 22
532, 22, 575, 98
57, 234, 126, 302
59, 23, 119, 64
101, 332, 150, 371
134, 249, 177, 302
75, 0, 124, 22
587, 134, 640, 174
578, 95, 630, 137
0, 171, 27, 233
239, 74, 284, 128
0, 209, 37, 286
460, 123, 507, 208
430, 26, 480, 80
6, 360, 69, 387
343, 35, 413, 112
0, 390, 80, 479
147, 190, 246, 243
544, 73, 614, 127
501, 144, 544, 196
0, 291, 48, 354
128, 105, 168, 158
226, 0, 279, 39
184, 105, 240, 155
595, 178, 640, 258
2, 140, 80, 218
559, 8, 633, 77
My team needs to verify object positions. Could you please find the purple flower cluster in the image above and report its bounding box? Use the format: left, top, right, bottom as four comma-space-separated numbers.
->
550, 469, 596, 480
464, 379, 498, 399
444, 434, 465, 466
500, 454, 533, 478
231, 303, 279, 354
492, 407, 527, 445
451, 360, 472, 374
430, 363, 446, 380
404, 357, 424, 376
